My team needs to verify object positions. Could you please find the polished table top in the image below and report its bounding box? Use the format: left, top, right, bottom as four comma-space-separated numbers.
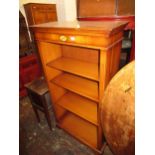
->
31, 20, 128, 36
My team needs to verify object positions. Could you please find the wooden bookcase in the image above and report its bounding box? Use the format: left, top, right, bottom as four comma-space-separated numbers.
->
31, 21, 127, 154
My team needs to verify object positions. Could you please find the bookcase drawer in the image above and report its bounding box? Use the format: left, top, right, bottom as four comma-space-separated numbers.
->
35, 32, 111, 47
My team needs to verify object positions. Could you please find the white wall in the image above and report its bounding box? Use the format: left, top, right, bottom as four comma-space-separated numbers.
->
56, 0, 77, 21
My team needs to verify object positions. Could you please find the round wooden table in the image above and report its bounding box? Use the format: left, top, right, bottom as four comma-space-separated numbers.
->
101, 61, 135, 155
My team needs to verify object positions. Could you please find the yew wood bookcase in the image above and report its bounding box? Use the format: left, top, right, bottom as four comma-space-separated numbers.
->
31, 21, 127, 154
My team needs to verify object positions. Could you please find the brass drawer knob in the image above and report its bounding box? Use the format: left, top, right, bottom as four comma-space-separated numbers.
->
60, 35, 67, 42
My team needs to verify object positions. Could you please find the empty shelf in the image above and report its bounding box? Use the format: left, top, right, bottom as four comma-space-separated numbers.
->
47, 57, 99, 81
59, 112, 97, 148
51, 73, 99, 102
56, 92, 98, 125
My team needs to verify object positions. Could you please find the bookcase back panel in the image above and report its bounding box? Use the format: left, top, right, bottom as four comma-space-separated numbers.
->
52, 103, 67, 121
49, 82, 67, 103
45, 67, 62, 82
62, 45, 99, 64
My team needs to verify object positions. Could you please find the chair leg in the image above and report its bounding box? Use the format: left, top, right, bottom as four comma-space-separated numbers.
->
41, 94, 52, 130
32, 106, 40, 123
44, 109, 52, 130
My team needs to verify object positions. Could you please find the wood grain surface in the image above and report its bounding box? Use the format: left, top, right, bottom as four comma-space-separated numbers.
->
101, 61, 135, 155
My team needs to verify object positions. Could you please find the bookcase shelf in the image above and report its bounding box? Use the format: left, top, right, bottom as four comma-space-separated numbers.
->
56, 92, 98, 125
47, 57, 99, 81
58, 112, 98, 148
51, 73, 99, 102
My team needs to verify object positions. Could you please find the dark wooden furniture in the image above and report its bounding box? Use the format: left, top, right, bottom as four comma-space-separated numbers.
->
25, 77, 52, 130
31, 21, 127, 154
19, 11, 32, 57
77, 0, 135, 63
24, 3, 57, 25
19, 54, 42, 98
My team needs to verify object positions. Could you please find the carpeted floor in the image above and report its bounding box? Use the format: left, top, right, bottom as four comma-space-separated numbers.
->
19, 96, 113, 155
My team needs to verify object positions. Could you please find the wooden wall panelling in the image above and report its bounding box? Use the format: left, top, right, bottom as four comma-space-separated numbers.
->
77, 0, 135, 17
117, 0, 135, 15
77, 0, 116, 17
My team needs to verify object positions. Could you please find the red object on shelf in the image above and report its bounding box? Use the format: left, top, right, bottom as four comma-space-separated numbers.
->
19, 54, 42, 98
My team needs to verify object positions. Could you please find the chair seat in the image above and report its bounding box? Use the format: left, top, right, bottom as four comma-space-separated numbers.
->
25, 76, 48, 95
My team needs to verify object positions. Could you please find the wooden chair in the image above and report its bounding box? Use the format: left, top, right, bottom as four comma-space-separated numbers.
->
25, 76, 52, 130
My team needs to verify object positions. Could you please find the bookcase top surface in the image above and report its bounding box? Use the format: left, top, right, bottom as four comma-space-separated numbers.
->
31, 20, 128, 36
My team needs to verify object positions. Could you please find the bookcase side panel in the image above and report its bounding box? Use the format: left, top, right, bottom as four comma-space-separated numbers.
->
36, 41, 67, 121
